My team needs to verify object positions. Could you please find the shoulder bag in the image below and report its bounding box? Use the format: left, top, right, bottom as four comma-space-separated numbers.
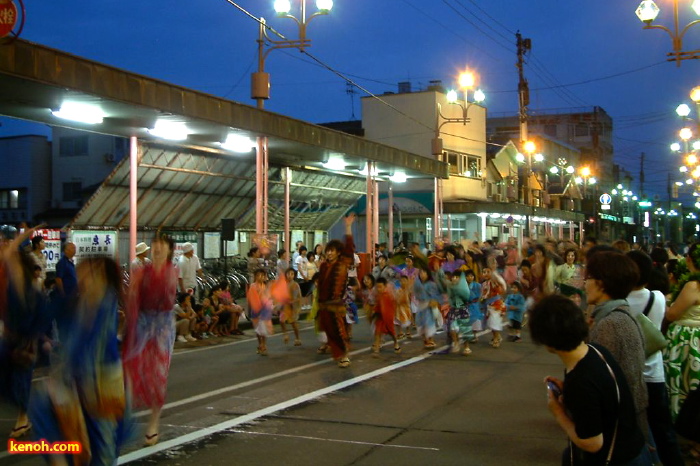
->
636, 291, 667, 358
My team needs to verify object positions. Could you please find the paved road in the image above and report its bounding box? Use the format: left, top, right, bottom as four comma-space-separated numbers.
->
0, 319, 582, 465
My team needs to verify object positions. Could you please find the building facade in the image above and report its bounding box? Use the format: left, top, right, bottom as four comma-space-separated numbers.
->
0, 135, 51, 225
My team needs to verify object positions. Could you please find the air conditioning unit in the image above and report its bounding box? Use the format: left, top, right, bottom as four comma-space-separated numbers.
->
492, 193, 503, 203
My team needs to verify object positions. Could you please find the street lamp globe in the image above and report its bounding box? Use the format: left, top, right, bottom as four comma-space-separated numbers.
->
523, 140, 536, 154
581, 166, 591, 177
671, 142, 682, 152
688, 153, 698, 165
589, 177, 597, 185
549, 166, 559, 174
515, 153, 525, 163
446, 89, 458, 103
677, 103, 692, 117
680, 127, 694, 141
681, 166, 689, 173
693, 0, 700, 17
691, 86, 700, 103
693, 141, 700, 150
636, 0, 660, 23
316, 0, 334, 12
566, 165, 575, 174
575, 176, 583, 184
473, 88, 486, 103
458, 71, 475, 89
274, 0, 292, 15
534, 153, 544, 162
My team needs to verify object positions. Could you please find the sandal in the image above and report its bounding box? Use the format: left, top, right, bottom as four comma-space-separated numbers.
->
9, 423, 31, 439
317, 345, 328, 354
371, 344, 380, 354
462, 347, 472, 356
259, 347, 268, 356
337, 357, 351, 368
144, 432, 159, 446
294, 339, 302, 346
394, 343, 401, 353
283, 334, 289, 345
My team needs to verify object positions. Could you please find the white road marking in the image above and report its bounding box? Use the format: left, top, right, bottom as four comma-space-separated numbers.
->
224, 429, 441, 451
118, 346, 447, 464
133, 338, 418, 417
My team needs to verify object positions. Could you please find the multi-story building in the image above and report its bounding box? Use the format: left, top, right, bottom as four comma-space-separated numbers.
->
51, 127, 127, 211
487, 106, 614, 190
0, 134, 51, 225
361, 81, 487, 247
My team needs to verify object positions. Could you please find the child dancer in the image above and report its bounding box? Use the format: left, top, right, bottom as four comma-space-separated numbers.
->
505, 281, 526, 342
278, 268, 302, 346
395, 275, 413, 339
247, 269, 274, 355
413, 268, 443, 349
465, 269, 483, 342
446, 270, 473, 355
371, 278, 401, 354
360, 274, 377, 323
480, 267, 506, 348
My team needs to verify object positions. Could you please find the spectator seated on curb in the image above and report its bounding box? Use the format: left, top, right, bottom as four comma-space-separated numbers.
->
174, 292, 198, 342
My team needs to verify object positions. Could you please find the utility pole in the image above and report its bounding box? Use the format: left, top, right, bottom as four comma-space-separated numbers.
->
516, 31, 531, 206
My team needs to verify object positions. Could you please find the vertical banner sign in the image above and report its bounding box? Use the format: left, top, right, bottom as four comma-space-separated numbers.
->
0, 0, 18, 38
71, 230, 118, 266
34, 229, 61, 272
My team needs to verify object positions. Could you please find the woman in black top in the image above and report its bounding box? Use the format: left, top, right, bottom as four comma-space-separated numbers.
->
530, 295, 650, 465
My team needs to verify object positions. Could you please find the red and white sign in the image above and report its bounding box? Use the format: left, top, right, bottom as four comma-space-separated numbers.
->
0, 0, 18, 39
33, 229, 62, 273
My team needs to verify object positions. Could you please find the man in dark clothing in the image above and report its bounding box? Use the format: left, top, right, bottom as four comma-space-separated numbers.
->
55, 242, 77, 298
317, 214, 355, 368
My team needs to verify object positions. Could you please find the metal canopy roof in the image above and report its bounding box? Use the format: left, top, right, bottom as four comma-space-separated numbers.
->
70, 143, 367, 231
0, 39, 448, 182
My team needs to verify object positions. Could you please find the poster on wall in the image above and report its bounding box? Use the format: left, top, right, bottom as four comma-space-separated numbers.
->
203, 232, 239, 259
34, 228, 62, 272
70, 230, 118, 266
252, 234, 278, 257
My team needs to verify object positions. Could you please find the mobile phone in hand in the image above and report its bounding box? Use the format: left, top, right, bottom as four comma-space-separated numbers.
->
547, 381, 562, 398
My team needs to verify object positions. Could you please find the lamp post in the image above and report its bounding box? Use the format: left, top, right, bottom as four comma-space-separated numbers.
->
431, 69, 485, 242
250, 0, 332, 235
635, 0, 700, 66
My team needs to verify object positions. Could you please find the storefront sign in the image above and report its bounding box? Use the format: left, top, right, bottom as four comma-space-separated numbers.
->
165, 231, 198, 261
0, 0, 18, 38
70, 230, 118, 265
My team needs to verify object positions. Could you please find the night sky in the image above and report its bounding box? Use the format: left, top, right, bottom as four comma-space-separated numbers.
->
2, 0, 700, 203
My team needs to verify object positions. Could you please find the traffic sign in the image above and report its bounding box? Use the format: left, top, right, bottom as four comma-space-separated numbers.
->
599, 193, 612, 205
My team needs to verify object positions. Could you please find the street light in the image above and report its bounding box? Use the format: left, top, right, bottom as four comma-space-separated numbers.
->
432, 68, 485, 239
250, 0, 332, 235
635, 0, 700, 66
